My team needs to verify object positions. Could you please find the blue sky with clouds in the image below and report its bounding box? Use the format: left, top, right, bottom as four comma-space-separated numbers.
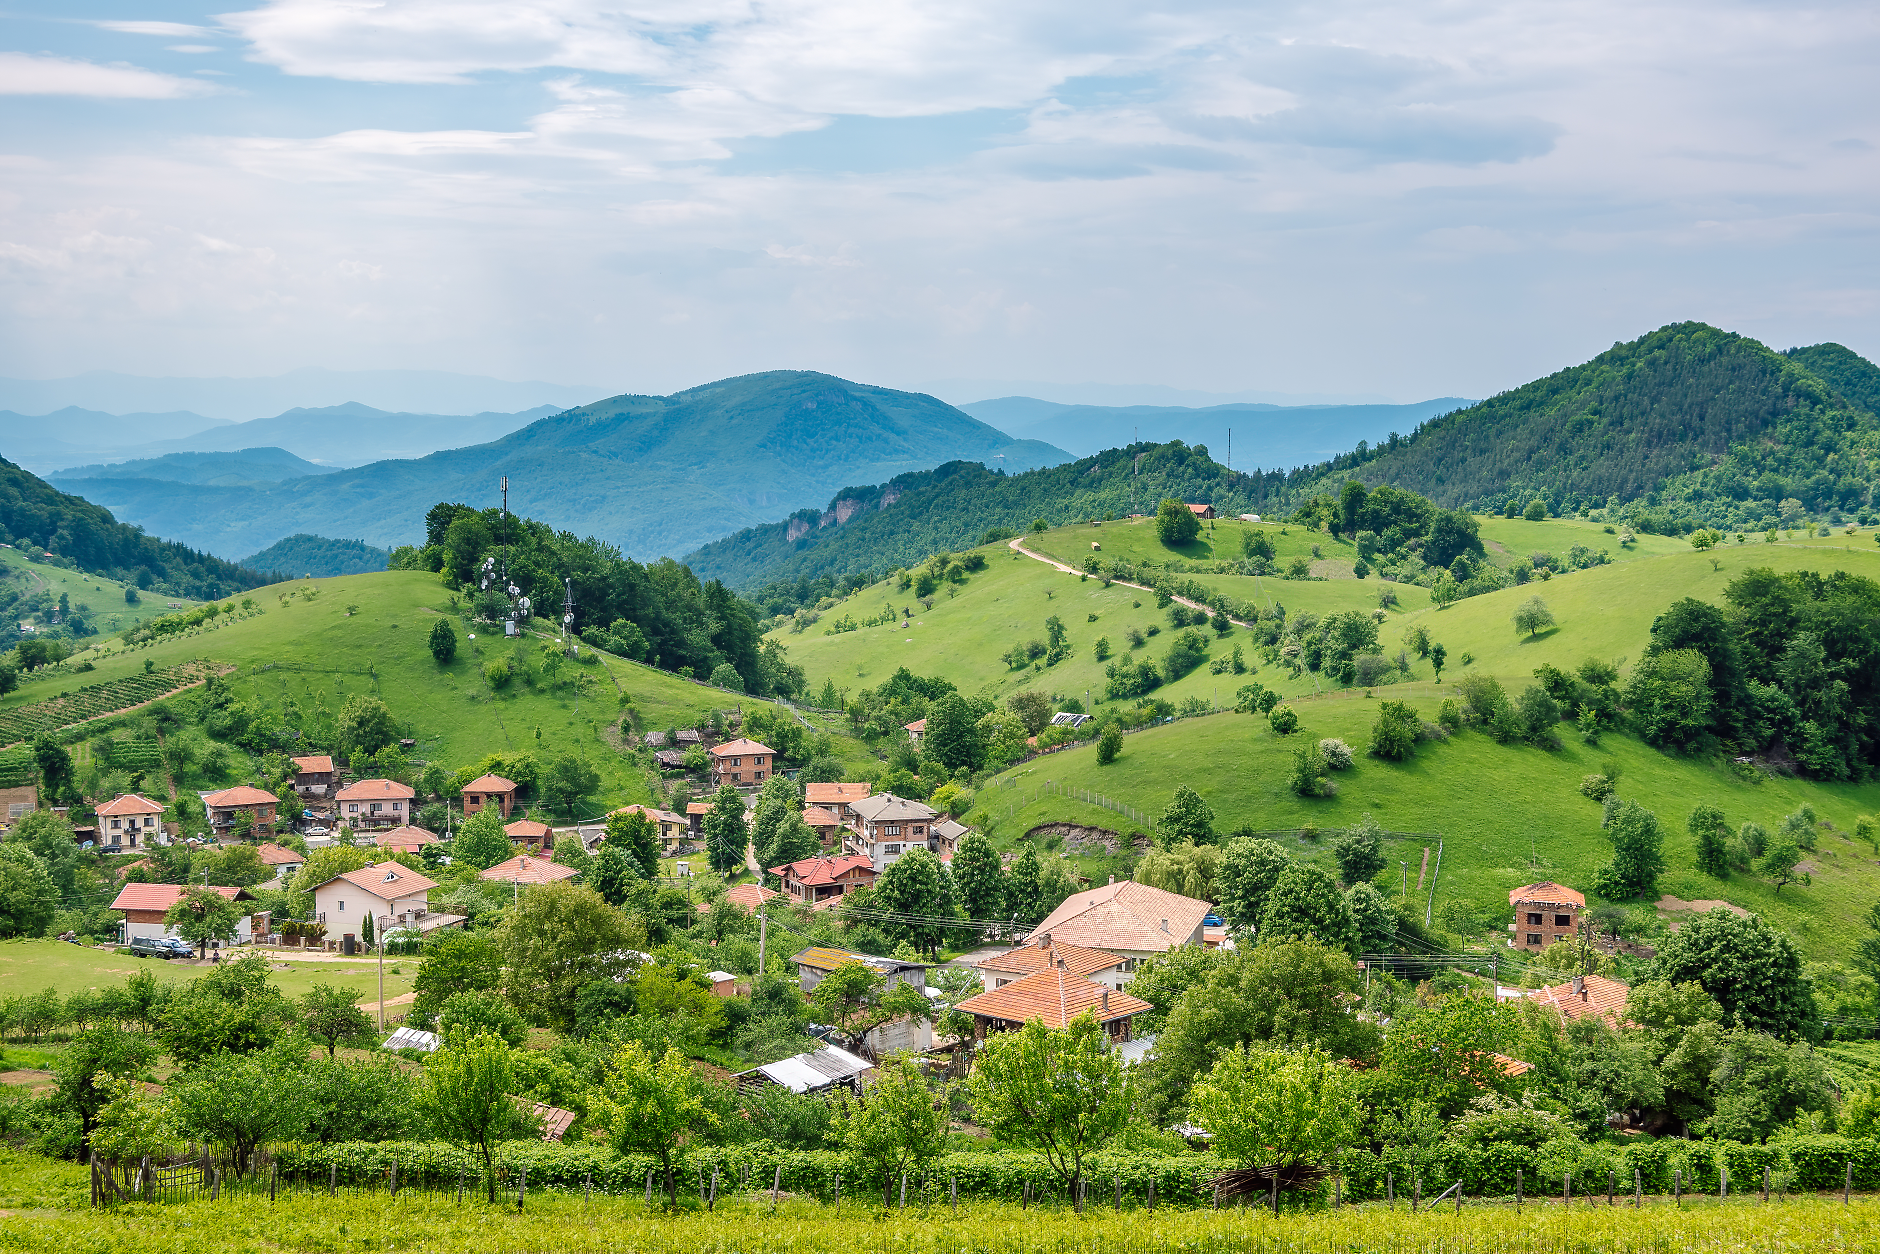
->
1, 0, 1876, 403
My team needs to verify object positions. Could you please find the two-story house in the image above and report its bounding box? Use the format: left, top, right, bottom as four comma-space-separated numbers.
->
95, 794, 164, 850
291, 755, 337, 799
607, 803, 691, 851
975, 935, 1132, 993
336, 778, 416, 831
462, 774, 517, 819
1024, 879, 1210, 970
708, 738, 775, 788
1508, 882, 1584, 951
845, 793, 941, 871
804, 782, 871, 827
311, 862, 438, 950
202, 786, 279, 836
770, 853, 876, 908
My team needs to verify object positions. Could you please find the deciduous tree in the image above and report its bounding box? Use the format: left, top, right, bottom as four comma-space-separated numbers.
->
951, 832, 1006, 922
968, 1014, 1132, 1201
1189, 1044, 1361, 1172
1260, 864, 1357, 952
1592, 799, 1666, 900
833, 1052, 950, 1207
499, 881, 643, 1031
702, 785, 748, 874
452, 806, 514, 871
299, 982, 375, 1058
1156, 784, 1215, 849
1155, 498, 1202, 546
1650, 907, 1815, 1039
412, 1029, 539, 1201
1690, 803, 1731, 877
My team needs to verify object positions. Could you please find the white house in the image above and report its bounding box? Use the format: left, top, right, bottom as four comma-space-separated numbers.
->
109, 882, 257, 944
310, 861, 438, 948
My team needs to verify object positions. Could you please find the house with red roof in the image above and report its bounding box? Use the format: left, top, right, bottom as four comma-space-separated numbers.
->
95, 794, 164, 850
1509, 881, 1585, 951
975, 936, 1132, 993
479, 853, 578, 887
336, 778, 416, 831
708, 738, 776, 788
375, 825, 439, 856
109, 882, 258, 945
291, 755, 337, 799
1527, 973, 1631, 1027
804, 782, 871, 824
201, 786, 279, 836
771, 853, 875, 908
607, 803, 689, 850
463, 774, 517, 819
310, 862, 439, 949
1025, 879, 1209, 963
801, 806, 844, 847
954, 967, 1152, 1042
255, 842, 306, 882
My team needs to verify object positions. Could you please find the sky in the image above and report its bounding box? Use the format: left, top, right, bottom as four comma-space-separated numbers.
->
1, 0, 1877, 405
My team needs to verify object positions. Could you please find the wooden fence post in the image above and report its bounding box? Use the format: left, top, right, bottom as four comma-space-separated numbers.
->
1847, 1161, 1854, 1205
585, 1172, 591, 1208
1607, 1171, 1614, 1207
952, 1175, 958, 1215
772, 1164, 781, 1208
834, 1173, 840, 1215
1674, 1169, 1681, 1208
1148, 1179, 1154, 1211
270, 1163, 277, 1203
1763, 1166, 1770, 1204
329, 1163, 337, 1197
457, 1169, 465, 1206
390, 1161, 398, 1199
517, 1165, 526, 1212
1634, 1169, 1641, 1207
1515, 1168, 1522, 1212
1386, 1173, 1393, 1210
1563, 1171, 1570, 1209
645, 1168, 652, 1204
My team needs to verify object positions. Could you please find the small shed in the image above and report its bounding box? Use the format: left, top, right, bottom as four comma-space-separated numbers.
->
733, 1044, 873, 1095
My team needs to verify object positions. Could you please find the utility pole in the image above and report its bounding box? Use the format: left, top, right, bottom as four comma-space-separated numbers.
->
757, 906, 768, 976
376, 927, 385, 1030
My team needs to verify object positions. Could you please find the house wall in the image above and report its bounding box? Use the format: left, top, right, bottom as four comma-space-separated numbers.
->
99, 813, 160, 848
313, 883, 430, 941
341, 798, 409, 827
711, 752, 770, 787
1511, 901, 1580, 950
465, 790, 514, 818
120, 906, 253, 944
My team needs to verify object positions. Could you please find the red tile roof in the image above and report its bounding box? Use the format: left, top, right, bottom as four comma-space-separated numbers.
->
203, 786, 279, 808
504, 819, 553, 838
771, 853, 874, 887
805, 783, 871, 807
479, 854, 578, 885
724, 883, 781, 912
1509, 881, 1586, 908
978, 939, 1124, 980
320, 862, 438, 899
609, 803, 686, 826
1027, 880, 1211, 954
96, 794, 164, 817
464, 774, 517, 793
904, 719, 927, 733
802, 806, 843, 828
687, 802, 712, 815
375, 825, 439, 848
956, 968, 1151, 1028
336, 778, 416, 802
255, 842, 304, 866
1527, 973, 1631, 1025
292, 755, 335, 774
110, 883, 252, 912
709, 738, 776, 759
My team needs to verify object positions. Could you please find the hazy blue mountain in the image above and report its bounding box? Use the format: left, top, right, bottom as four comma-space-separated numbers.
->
50, 370, 1075, 561
921, 378, 1396, 406
0, 367, 600, 424
960, 397, 1474, 466
0, 407, 234, 474
54, 447, 338, 487
240, 534, 390, 578
102, 401, 564, 467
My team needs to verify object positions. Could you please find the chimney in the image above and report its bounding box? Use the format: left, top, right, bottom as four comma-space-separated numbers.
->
1100, 989, 1110, 1014
1037, 932, 1050, 950
1108, 874, 1114, 885
1572, 974, 1585, 999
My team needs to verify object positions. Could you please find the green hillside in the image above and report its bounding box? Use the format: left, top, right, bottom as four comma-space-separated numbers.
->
51, 372, 1073, 564
1294, 323, 1880, 530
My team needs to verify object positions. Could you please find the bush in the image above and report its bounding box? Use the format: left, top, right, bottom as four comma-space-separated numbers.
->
1580, 774, 1614, 801
1268, 705, 1299, 735
708, 663, 744, 692
1096, 723, 1123, 765
1318, 738, 1353, 770
483, 659, 511, 689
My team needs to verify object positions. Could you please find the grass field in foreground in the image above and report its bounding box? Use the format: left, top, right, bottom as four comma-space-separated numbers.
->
1, 1158, 1875, 1254
0, 939, 417, 1006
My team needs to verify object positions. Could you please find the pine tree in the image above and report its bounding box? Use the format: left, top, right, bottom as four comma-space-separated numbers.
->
702, 785, 748, 875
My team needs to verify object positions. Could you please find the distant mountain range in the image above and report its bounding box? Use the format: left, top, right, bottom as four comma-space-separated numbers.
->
49, 371, 1074, 562
0, 366, 600, 424
958, 396, 1473, 464
55, 447, 338, 488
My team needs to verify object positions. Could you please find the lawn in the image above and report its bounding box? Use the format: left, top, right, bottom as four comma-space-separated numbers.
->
0, 939, 417, 1006
1474, 515, 1692, 567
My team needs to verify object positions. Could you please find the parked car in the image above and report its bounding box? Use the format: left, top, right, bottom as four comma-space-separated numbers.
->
129, 936, 193, 959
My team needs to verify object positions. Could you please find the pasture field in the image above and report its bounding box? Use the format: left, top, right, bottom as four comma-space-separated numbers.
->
0, 1154, 1875, 1254
0, 938, 417, 1006
0, 546, 200, 639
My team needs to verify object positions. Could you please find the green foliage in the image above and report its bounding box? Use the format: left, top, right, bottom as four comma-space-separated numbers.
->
299, 982, 377, 1058
702, 785, 748, 875
1368, 699, 1419, 760
1095, 722, 1123, 765
1689, 803, 1731, 877
603, 808, 661, 880
1650, 907, 1815, 1039
410, 931, 504, 1029
1260, 864, 1356, 952
162, 886, 244, 955
337, 694, 398, 757
968, 1014, 1132, 1194
1288, 740, 1330, 798
499, 881, 643, 1031
412, 1029, 541, 1201
0, 843, 57, 938
872, 848, 954, 954
1155, 499, 1203, 547
453, 806, 514, 871
1331, 814, 1386, 885
241, 534, 391, 578
951, 832, 1005, 922
1592, 799, 1666, 901
1214, 838, 1291, 933
435, 989, 529, 1048
1512, 596, 1555, 637
1189, 1044, 1361, 1170
1267, 704, 1298, 734
170, 1047, 305, 1170
834, 1053, 950, 1206
1156, 784, 1215, 849
428, 618, 457, 663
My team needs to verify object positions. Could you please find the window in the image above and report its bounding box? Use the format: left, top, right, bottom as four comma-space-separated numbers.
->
143, 817, 154, 828
1554, 914, 1572, 928
339, 901, 347, 912
1525, 912, 1542, 926
912, 826, 925, 836
885, 825, 901, 836
755, 771, 765, 781
1526, 933, 1542, 946
110, 818, 121, 830
370, 803, 382, 813
349, 804, 359, 814
883, 844, 901, 855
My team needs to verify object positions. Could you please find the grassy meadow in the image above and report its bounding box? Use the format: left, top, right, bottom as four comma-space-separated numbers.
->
0, 938, 417, 1006
0, 545, 197, 639
1, 1154, 1876, 1254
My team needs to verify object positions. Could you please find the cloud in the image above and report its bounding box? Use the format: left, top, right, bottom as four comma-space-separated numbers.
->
90, 21, 220, 38
0, 53, 219, 98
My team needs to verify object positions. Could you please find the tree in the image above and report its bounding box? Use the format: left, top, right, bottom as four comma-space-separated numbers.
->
50, 1024, 157, 1153
88, 1073, 178, 1185
1189, 1044, 1361, 1174
587, 843, 637, 907
833, 1052, 950, 1208
708, 662, 744, 691
749, 775, 805, 870
1650, 907, 1815, 1038
1523, 498, 1547, 521
170, 1050, 305, 1174
1268, 704, 1299, 734
500, 881, 642, 1031
701, 784, 748, 874
1006, 844, 1046, 926
1330, 814, 1386, 885
164, 886, 243, 958
300, 982, 376, 1058
1007, 690, 1055, 737
1592, 799, 1666, 900
412, 1029, 539, 1202
1345, 882, 1395, 952
968, 1014, 1133, 1201
593, 1040, 719, 1206
1624, 648, 1714, 752
0, 842, 57, 938
808, 959, 932, 1059
194, 844, 270, 888
1155, 498, 1201, 546
1096, 722, 1123, 765
428, 618, 457, 664
33, 734, 73, 803
1758, 833, 1805, 894
337, 695, 397, 758
1689, 804, 1730, 877
1157, 784, 1215, 849
1260, 864, 1357, 952
1289, 740, 1329, 797
1215, 838, 1291, 933
452, 805, 513, 870
923, 694, 985, 772
952, 832, 1006, 922
410, 930, 503, 1028
540, 753, 601, 816
603, 808, 660, 880
1368, 699, 1419, 760
1429, 641, 1447, 682
872, 848, 953, 954
436, 990, 529, 1047
1513, 596, 1555, 638
157, 955, 295, 1064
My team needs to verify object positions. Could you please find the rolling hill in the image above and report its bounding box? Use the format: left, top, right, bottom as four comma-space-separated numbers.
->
55, 447, 338, 488
961, 395, 1472, 464
1292, 323, 1880, 527
239, 534, 390, 578
50, 372, 1074, 564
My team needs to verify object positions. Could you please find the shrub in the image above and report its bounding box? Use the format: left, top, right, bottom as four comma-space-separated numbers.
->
1580, 774, 1613, 802
483, 659, 511, 689
1268, 705, 1299, 735
1318, 738, 1354, 770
